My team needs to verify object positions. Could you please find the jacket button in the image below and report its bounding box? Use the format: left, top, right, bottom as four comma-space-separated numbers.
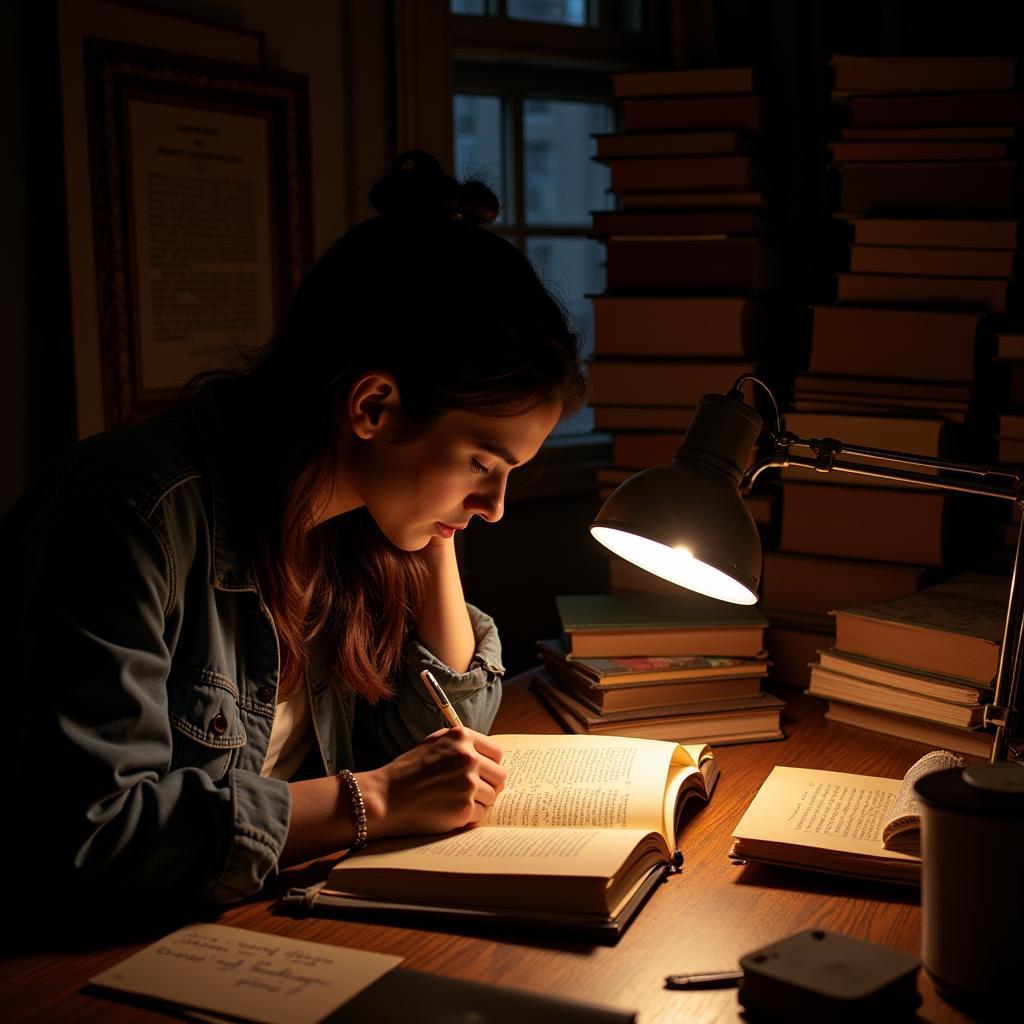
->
210, 712, 228, 736
257, 684, 275, 703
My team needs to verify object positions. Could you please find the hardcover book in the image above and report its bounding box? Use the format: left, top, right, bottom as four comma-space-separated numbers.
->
292, 732, 719, 941
833, 573, 1009, 683
556, 592, 767, 659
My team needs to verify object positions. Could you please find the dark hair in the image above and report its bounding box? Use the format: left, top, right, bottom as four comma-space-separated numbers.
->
242, 151, 585, 702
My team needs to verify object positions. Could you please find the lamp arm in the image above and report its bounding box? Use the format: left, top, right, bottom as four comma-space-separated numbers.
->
740, 432, 1024, 763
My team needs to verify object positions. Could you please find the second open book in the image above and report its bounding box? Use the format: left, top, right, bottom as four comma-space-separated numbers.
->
730, 749, 963, 884
284, 734, 717, 940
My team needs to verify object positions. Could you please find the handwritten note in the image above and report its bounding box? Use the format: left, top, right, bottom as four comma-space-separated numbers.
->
89, 923, 402, 1024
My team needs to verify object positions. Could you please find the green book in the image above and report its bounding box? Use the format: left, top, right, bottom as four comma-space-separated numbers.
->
556, 593, 768, 659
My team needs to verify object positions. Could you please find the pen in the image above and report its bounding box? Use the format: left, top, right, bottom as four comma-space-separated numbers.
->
419, 669, 463, 729
664, 970, 744, 990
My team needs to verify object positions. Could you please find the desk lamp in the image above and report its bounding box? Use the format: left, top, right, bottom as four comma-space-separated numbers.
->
590, 374, 1022, 763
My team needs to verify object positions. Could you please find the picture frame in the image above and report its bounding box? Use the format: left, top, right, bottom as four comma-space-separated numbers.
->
83, 37, 312, 427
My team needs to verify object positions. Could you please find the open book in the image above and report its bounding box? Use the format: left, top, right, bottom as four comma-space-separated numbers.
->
283, 734, 717, 941
729, 750, 962, 884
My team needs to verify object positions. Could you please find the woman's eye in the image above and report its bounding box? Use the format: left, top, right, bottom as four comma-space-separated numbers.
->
471, 458, 490, 475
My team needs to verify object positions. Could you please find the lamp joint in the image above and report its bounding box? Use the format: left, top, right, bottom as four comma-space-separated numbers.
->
983, 704, 1010, 729
812, 437, 841, 473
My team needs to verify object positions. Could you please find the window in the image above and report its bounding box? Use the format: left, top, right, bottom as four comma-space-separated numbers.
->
454, 91, 612, 435
451, 2, 663, 447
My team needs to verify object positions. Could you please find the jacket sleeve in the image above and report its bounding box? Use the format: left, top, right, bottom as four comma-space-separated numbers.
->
353, 604, 505, 767
7, 490, 290, 911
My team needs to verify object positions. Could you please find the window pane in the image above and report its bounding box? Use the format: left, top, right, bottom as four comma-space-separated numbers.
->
450, 0, 488, 14
507, 0, 587, 25
524, 100, 614, 226
527, 236, 605, 435
453, 94, 507, 224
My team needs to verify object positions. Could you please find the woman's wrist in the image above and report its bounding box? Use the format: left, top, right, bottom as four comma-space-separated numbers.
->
353, 768, 389, 841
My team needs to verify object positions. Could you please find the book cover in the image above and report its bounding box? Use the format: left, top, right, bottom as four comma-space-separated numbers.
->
846, 91, 1024, 128
835, 573, 1008, 685
613, 67, 757, 98
591, 295, 767, 359
836, 161, 1018, 216
846, 216, 1019, 249
593, 129, 746, 159
834, 272, 1010, 313
848, 244, 1016, 278
621, 94, 762, 134
557, 593, 768, 633
604, 155, 759, 193
590, 208, 770, 238
808, 306, 983, 381
604, 238, 777, 293
829, 55, 1018, 95
587, 360, 754, 407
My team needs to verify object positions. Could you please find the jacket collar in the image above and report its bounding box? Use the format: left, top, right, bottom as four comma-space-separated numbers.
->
189, 379, 261, 592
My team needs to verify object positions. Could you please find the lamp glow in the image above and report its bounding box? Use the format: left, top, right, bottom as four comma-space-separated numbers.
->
591, 526, 758, 604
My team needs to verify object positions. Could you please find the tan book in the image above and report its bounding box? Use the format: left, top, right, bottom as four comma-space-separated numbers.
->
533, 673, 784, 745
808, 666, 985, 728
825, 701, 994, 759
841, 126, 1019, 141
613, 67, 757, 98
997, 333, 1024, 360
618, 189, 765, 209
816, 648, 989, 704
537, 638, 765, 713
593, 130, 747, 159
605, 156, 759, 193
808, 306, 982, 381
761, 551, 927, 619
829, 140, 1008, 162
998, 436, 1024, 463
829, 55, 1018, 95
587, 360, 753, 407
591, 295, 767, 358
621, 94, 762, 134
730, 751, 965, 883
846, 216, 1019, 249
319, 731, 718, 932
849, 244, 1016, 278
835, 272, 1010, 313
780, 482, 948, 565
833, 573, 1008, 683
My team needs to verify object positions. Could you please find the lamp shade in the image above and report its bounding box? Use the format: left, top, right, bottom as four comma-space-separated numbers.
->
590, 391, 764, 605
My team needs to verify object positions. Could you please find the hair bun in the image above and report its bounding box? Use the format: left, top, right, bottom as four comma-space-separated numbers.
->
369, 149, 499, 226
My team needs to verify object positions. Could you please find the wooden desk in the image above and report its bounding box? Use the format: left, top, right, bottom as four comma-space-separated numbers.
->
4, 679, 980, 1023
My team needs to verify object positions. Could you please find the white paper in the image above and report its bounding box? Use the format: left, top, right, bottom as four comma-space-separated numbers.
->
90, 923, 402, 1024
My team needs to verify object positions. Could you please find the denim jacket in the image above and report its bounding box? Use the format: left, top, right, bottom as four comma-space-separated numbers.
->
3, 382, 504, 910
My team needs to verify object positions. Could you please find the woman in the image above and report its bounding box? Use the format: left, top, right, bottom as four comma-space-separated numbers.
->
4, 151, 585, 912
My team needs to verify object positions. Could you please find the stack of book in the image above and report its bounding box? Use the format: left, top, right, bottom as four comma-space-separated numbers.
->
533, 592, 785, 745
588, 65, 780, 589
807, 572, 1006, 757
993, 330, 1024, 561
765, 54, 1021, 686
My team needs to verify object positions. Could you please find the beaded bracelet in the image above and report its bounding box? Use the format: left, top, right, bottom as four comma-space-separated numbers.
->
338, 769, 368, 851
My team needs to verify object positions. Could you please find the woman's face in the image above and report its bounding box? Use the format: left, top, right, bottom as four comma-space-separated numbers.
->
334, 389, 562, 550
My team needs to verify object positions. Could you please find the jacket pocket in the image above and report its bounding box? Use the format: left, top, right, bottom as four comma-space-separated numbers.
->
167, 668, 246, 781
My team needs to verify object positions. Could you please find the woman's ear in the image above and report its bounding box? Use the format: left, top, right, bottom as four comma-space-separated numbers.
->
347, 371, 402, 440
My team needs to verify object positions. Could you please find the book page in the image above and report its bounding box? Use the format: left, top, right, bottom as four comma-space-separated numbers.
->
732, 765, 914, 861
882, 749, 963, 851
328, 826, 662, 883
89, 924, 401, 1024
485, 734, 701, 839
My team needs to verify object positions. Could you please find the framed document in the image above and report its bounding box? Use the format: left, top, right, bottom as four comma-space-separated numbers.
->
84, 39, 312, 427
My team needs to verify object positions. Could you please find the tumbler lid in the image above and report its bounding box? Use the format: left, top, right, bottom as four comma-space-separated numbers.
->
915, 763, 1024, 818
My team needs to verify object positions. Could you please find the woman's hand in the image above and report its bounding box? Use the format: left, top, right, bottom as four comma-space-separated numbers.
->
359, 727, 507, 839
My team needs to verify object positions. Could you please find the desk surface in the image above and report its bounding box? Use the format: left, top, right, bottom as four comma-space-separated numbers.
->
5, 679, 979, 1024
